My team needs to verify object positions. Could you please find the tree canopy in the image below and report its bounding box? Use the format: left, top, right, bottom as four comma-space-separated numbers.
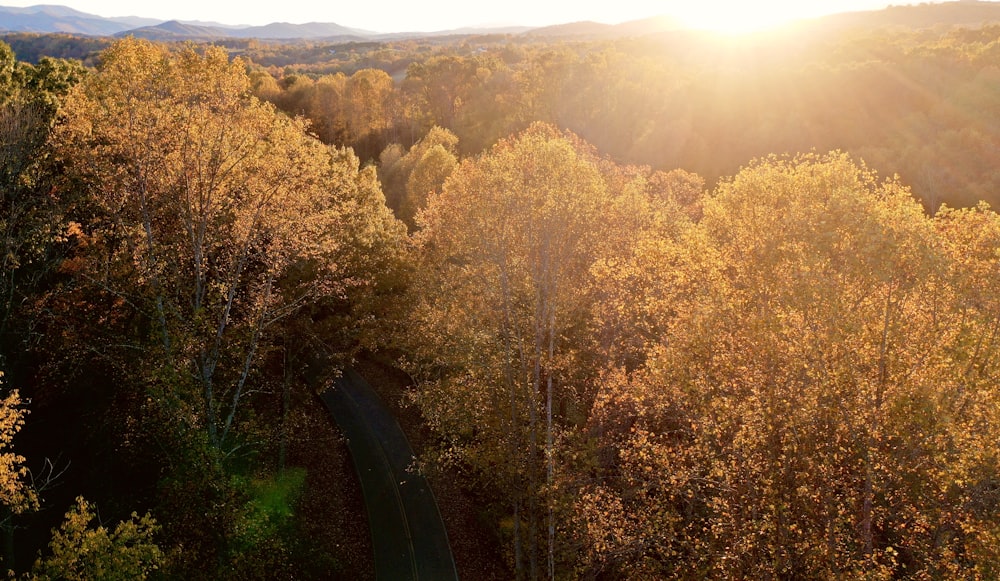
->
1, 25, 1000, 580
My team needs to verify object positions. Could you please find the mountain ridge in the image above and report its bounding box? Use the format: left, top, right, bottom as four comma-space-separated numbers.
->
0, 4, 158, 35
0, 3, 449, 39
4, 1, 1000, 41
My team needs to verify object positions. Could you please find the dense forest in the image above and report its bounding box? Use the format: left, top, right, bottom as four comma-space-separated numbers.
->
0, 11, 999, 580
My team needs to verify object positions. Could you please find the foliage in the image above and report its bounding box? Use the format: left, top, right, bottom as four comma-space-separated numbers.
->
232, 467, 307, 551
403, 141, 1000, 578
0, 41, 84, 366
242, 26, 1000, 212
220, 467, 309, 578
0, 34, 108, 66
28, 37, 404, 577
407, 122, 654, 577
17, 24, 1000, 214
3, 22, 1000, 581
0, 375, 34, 515
51, 37, 405, 454
574, 153, 1000, 578
32, 497, 162, 581
378, 126, 459, 225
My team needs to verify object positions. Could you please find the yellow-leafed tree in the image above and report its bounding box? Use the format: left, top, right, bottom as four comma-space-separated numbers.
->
576, 153, 1000, 578
52, 38, 405, 454
406, 123, 611, 579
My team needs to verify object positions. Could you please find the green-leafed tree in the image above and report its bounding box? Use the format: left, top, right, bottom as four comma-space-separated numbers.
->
0, 41, 84, 367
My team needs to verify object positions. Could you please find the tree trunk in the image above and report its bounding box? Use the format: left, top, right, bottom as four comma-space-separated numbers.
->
529, 313, 541, 581
546, 310, 556, 581
514, 498, 524, 580
279, 345, 290, 474
862, 447, 874, 558
1, 508, 13, 570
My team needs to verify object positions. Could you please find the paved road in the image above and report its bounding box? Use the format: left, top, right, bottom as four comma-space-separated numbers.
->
319, 368, 459, 581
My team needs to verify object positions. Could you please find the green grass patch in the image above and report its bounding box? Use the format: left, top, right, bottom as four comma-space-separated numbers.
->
232, 467, 308, 551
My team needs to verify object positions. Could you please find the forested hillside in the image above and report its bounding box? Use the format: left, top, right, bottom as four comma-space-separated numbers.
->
0, 9, 998, 580
248, 23, 1000, 212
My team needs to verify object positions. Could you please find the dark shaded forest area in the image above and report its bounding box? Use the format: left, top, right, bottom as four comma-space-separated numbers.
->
0, 12, 999, 580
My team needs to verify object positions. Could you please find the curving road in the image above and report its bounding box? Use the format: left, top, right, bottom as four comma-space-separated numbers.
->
319, 368, 458, 581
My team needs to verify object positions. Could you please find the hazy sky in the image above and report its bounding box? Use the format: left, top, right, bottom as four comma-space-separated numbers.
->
0, 1, 950, 32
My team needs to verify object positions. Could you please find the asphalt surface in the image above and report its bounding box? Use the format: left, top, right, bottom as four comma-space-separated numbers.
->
319, 368, 459, 581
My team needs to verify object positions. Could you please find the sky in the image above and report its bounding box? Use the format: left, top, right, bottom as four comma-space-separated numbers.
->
0, 0, 949, 33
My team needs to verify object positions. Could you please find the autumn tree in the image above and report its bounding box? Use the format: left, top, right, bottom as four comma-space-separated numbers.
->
32, 497, 162, 581
0, 42, 83, 366
930, 202, 1000, 576
402, 56, 477, 131
575, 153, 1000, 578
52, 37, 405, 456
343, 68, 398, 158
0, 373, 36, 570
42, 38, 406, 575
406, 123, 613, 579
310, 73, 349, 143
583, 167, 704, 373
378, 125, 458, 215
0, 375, 35, 527
402, 145, 457, 228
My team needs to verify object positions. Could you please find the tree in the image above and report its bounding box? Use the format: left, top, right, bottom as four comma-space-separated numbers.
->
931, 202, 1000, 577
344, 68, 398, 158
406, 123, 610, 579
45, 39, 406, 575
0, 42, 86, 571
0, 375, 34, 516
52, 38, 405, 455
0, 42, 83, 365
402, 56, 476, 130
311, 73, 348, 144
32, 497, 161, 581
575, 153, 1000, 578
400, 144, 457, 229
378, 125, 458, 217
0, 373, 37, 570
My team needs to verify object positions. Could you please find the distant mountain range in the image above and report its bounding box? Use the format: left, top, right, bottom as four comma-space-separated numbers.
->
0, 4, 535, 40
0, 4, 158, 35
524, 16, 686, 38
806, 0, 1000, 31
0, 4, 378, 39
120, 19, 373, 41
3, 1, 1000, 41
